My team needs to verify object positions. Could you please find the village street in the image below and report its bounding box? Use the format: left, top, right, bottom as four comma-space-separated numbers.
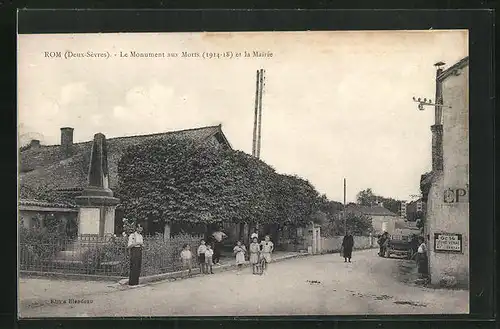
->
20, 249, 468, 317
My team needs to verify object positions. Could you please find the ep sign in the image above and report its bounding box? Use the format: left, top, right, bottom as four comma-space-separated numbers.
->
443, 185, 469, 204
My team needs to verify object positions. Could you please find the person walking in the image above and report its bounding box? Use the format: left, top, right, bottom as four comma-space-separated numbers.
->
211, 227, 227, 265
342, 232, 354, 263
127, 224, 144, 286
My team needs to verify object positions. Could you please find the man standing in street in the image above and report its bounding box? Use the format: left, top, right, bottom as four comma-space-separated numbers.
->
211, 226, 227, 265
127, 223, 144, 286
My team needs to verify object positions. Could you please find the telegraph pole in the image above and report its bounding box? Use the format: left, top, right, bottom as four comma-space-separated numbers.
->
252, 68, 265, 159
256, 69, 265, 158
252, 70, 261, 157
343, 178, 347, 234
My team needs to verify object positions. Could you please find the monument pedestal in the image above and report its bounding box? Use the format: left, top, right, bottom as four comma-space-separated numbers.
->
75, 192, 120, 237
55, 133, 122, 265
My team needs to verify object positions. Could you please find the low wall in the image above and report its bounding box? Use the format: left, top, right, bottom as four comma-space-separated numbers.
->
321, 236, 376, 253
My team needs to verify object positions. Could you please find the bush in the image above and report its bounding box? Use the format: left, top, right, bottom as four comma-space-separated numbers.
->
80, 236, 129, 275
19, 225, 69, 266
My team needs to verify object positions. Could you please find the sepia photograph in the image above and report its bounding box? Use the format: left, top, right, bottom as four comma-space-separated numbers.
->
17, 30, 469, 317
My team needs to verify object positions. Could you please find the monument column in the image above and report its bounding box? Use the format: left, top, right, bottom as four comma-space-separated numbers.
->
75, 133, 119, 237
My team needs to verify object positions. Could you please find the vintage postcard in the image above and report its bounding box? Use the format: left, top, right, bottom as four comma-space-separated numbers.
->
18, 30, 469, 317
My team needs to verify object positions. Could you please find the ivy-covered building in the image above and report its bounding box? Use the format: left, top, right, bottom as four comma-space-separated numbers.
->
19, 125, 232, 234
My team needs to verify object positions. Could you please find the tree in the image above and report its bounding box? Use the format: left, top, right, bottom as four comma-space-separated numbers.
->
321, 211, 373, 236
356, 188, 376, 206
345, 212, 374, 236
356, 188, 402, 214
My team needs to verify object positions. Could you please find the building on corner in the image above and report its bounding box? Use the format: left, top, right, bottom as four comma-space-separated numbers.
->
421, 56, 469, 288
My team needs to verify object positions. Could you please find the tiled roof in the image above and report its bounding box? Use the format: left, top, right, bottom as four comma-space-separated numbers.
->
347, 204, 399, 217
19, 125, 230, 196
19, 199, 77, 209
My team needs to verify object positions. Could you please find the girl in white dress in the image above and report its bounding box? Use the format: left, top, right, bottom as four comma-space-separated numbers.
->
233, 241, 246, 274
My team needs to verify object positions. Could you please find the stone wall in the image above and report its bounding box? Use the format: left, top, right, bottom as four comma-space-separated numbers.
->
321, 236, 376, 253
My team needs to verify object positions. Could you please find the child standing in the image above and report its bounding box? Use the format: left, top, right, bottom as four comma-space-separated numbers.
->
180, 244, 193, 277
233, 241, 246, 274
249, 237, 260, 274
197, 239, 207, 274
260, 235, 274, 269
205, 244, 215, 274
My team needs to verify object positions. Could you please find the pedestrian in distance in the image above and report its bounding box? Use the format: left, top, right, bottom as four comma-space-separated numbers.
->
250, 228, 259, 241
205, 244, 215, 274
211, 227, 227, 265
197, 239, 208, 274
233, 241, 246, 275
127, 223, 144, 286
409, 234, 419, 260
377, 232, 389, 257
180, 244, 193, 278
342, 231, 354, 263
259, 235, 274, 271
249, 237, 260, 274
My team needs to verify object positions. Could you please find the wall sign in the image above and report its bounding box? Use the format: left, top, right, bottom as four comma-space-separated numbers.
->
443, 185, 469, 204
434, 233, 463, 253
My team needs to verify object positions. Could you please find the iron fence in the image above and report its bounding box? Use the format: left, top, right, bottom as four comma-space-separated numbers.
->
19, 233, 203, 278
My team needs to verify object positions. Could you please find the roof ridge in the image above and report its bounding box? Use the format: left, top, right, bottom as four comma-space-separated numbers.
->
28, 124, 221, 148
437, 56, 469, 82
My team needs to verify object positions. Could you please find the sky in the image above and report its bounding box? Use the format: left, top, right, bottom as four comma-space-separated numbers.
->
17, 31, 468, 203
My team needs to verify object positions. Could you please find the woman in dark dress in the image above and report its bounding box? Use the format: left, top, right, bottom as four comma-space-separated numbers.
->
342, 232, 354, 262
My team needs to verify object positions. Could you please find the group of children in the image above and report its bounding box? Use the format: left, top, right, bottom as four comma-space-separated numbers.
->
179, 235, 274, 276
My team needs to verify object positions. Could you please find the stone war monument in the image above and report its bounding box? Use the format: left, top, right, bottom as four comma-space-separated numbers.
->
75, 133, 120, 238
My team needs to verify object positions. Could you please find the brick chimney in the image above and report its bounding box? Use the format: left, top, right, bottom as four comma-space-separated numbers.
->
431, 124, 443, 172
431, 63, 444, 172
60, 127, 74, 156
29, 139, 40, 149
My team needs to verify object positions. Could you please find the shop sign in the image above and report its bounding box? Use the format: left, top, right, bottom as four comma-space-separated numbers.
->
434, 233, 463, 253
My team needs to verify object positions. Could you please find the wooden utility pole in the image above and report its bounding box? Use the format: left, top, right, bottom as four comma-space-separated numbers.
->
256, 69, 265, 158
343, 178, 347, 234
252, 69, 261, 157
252, 68, 265, 159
